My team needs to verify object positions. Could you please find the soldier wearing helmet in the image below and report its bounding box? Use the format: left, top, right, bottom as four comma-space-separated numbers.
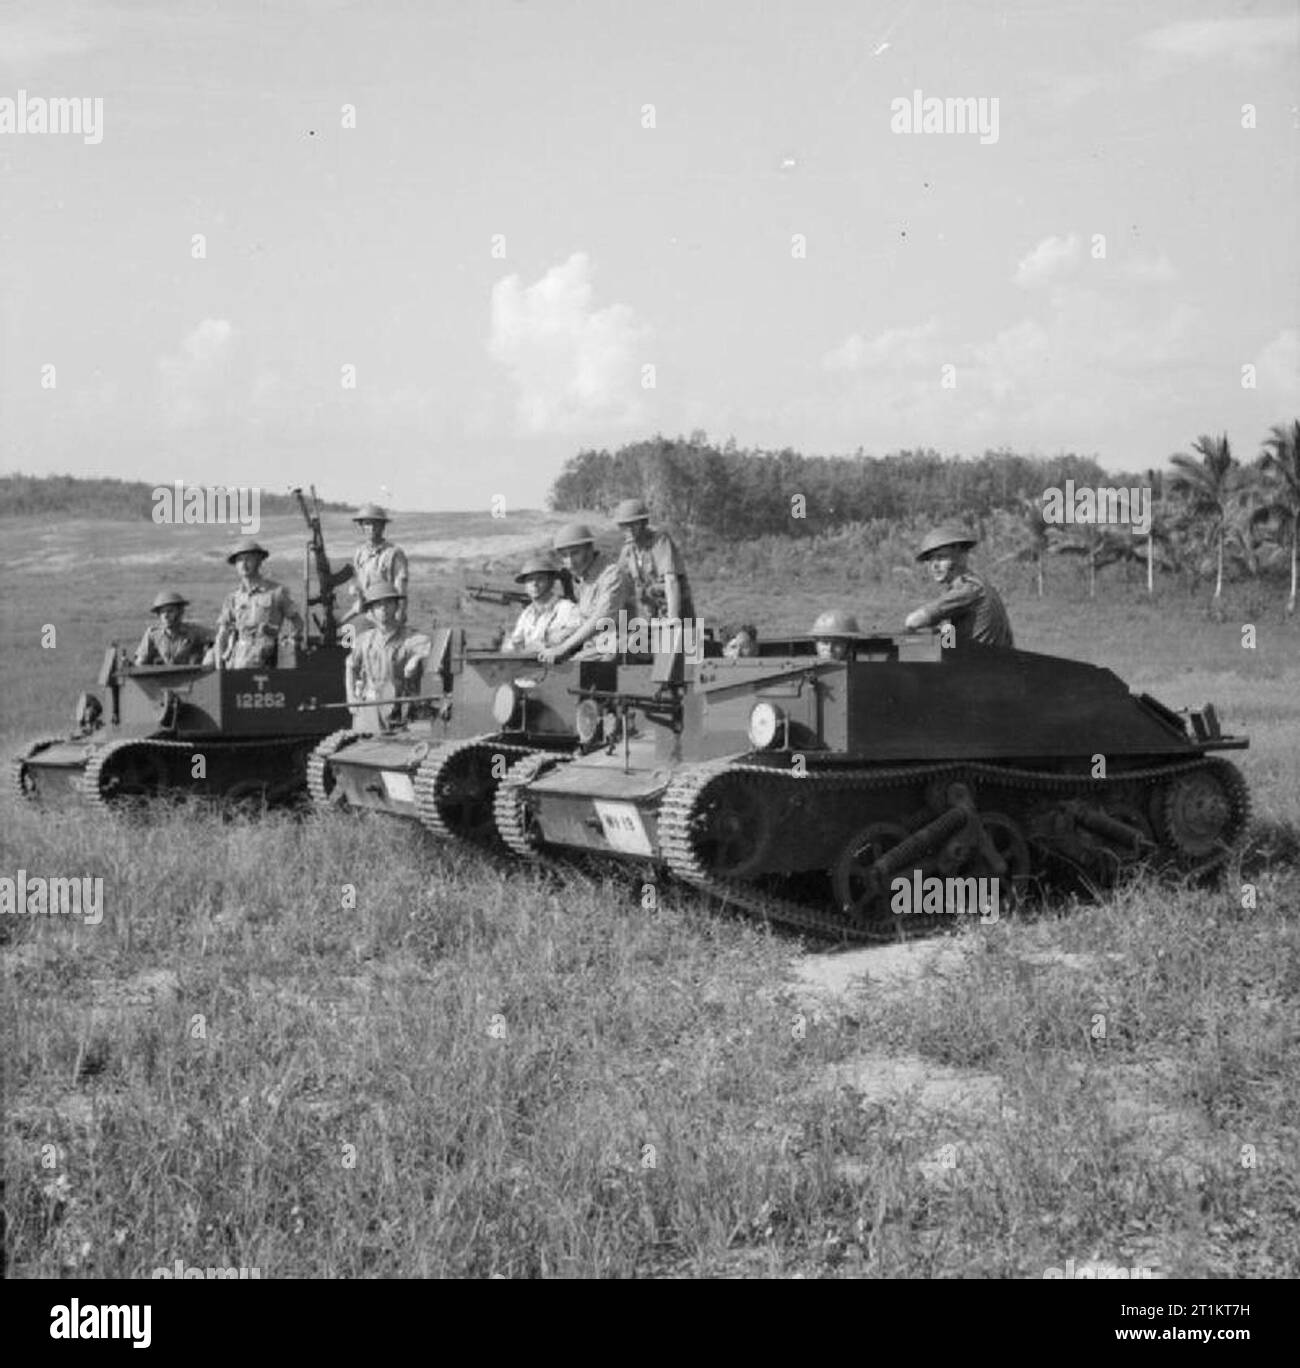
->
537, 523, 638, 664
501, 553, 582, 654
905, 526, 1014, 648
327, 502, 410, 627
809, 609, 862, 662
214, 537, 306, 669
345, 580, 432, 731
133, 590, 213, 666
613, 497, 695, 625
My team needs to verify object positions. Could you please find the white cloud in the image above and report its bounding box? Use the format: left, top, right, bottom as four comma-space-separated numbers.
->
1257, 329, 1299, 402
487, 253, 649, 435
1014, 234, 1081, 288
820, 279, 1209, 445
156, 319, 235, 425
823, 318, 943, 371
1135, 17, 1298, 67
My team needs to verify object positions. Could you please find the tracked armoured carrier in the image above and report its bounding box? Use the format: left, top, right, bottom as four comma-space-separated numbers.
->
306, 630, 657, 843
12, 644, 349, 809
490, 631, 1251, 941
12, 485, 353, 810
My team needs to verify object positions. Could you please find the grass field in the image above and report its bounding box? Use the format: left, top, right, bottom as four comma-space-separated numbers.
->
3, 512, 1298, 1278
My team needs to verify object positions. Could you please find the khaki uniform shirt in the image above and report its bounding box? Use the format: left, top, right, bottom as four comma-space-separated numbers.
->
217, 578, 304, 669
573, 554, 638, 658
503, 590, 582, 653
914, 571, 1014, 648
352, 541, 408, 610
348, 624, 432, 731
133, 621, 212, 666
618, 530, 694, 620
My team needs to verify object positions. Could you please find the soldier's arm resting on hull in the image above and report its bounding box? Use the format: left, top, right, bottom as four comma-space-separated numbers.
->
905, 577, 983, 631
133, 628, 156, 667
537, 566, 625, 664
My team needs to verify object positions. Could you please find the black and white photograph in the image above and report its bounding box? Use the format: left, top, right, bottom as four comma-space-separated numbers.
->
2, 0, 1296, 1308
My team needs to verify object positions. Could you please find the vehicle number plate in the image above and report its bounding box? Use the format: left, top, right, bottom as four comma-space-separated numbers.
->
593, 801, 652, 856
381, 771, 416, 804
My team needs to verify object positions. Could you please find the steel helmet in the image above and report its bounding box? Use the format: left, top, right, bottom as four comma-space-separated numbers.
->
514, 553, 562, 584
916, 525, 977, 561
553, 522, 596, 551
809, 609, 862, 640
150, 589, 189, 613
353, 502, 390, 524
613, 497, 651, 525
361, 579, 405, 608
226, 536, 270, 564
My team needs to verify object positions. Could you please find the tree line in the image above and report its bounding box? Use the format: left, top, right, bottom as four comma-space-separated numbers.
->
0, 474, 353, 520
549, 424, 1300, 614
549, 433, 1110, 539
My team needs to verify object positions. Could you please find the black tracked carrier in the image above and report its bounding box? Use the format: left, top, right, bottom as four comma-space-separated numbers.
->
490, 631, 1251, 941
13, 643, 349, 810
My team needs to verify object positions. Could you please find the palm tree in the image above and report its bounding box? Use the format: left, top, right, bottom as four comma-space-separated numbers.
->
1053, 524, 1131, 598
1144, 468, 1165, 596
1007, 495, 1053, 596
1259, 420, 1300, 614
1168, 433, 1238, 615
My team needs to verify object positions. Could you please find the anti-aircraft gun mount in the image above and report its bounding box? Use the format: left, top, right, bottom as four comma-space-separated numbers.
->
488, 629, 1251, 942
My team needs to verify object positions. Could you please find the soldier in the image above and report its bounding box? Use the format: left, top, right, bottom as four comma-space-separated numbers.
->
537, 524, 638, 664
346, 580, 431, 730
905, 526, 1014, 648
502, 553, 582, 654
809, 609, 862, 662
133, 590, 213, 666
214, 537, 305, 669
723, 624, 759, 659
329, 503, 410, 627
614, 498, 695, 624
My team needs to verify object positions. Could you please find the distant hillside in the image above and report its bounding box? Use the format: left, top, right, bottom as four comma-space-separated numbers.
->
0, 473, 353, 520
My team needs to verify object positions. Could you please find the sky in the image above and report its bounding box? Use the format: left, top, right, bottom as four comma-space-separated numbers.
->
1, 0, 1296, 513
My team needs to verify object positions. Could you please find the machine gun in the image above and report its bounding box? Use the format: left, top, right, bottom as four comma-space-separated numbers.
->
465, 566, 575, 608
466, 582, 530, 608
292, 486, 340, 648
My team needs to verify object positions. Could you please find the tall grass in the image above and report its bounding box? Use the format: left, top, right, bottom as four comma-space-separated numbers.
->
4, 514, 1298, 1278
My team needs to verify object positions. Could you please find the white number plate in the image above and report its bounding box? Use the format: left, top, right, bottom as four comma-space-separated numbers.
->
593, 801, 653, 856
381, 771, 416, 804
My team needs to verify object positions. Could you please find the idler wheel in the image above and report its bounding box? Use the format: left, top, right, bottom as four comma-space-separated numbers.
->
832, 821, 910, 927
1159, 767, 1239, 861
689, 773, 773, 879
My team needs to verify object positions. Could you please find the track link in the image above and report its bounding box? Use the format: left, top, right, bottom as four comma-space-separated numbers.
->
10, 736, 71, 804
413, 736, 533, 841
306, 730, 360, 809
494, 751, 565, 858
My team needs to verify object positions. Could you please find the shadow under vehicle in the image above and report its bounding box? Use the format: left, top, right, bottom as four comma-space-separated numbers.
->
489, 630, 1251, 942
